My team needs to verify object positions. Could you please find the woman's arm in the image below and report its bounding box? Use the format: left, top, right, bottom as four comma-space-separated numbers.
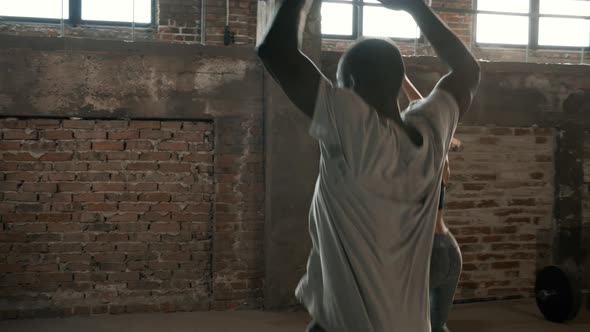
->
402, 75, 423, 102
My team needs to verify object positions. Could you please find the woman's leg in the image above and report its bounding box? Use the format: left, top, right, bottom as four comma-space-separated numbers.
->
430, 233, 462, 332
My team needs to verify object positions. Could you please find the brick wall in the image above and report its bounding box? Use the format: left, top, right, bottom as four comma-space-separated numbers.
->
0, 37, 265, 318
322, 0, 590, 64
0, 119, 218, 317
447, 126, 554, 300
0, 0, 258, 46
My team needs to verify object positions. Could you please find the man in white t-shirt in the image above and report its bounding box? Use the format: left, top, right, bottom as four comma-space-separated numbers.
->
257, 0, 480, 331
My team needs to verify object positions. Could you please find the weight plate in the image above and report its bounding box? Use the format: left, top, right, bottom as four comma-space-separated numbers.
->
535, 266, 583, 323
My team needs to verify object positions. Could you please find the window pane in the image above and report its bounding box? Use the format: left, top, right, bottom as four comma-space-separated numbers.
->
539, 18, 590, 47
82, 0, 152, 23
321, 3, 353, 36
363, 7, 419, 39
0, 0, 69, 19
476, 14, 529, 45
477, 0, 529, 14
540, 0, 590, 17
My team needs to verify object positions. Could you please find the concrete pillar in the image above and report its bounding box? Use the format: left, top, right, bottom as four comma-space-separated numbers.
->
552, 93, 589, 285
260, 0, 323, 309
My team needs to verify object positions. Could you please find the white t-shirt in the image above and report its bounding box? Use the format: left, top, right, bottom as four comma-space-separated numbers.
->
295, 78, 459, 332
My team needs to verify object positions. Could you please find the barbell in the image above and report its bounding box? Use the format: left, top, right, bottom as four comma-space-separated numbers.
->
535, 265, 589, 323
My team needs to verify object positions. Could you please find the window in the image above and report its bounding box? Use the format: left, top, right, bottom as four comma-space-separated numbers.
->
476, 0, 590, 48
321, 0, 419, 40
0, 0, 153, 25
0, 0, 69, 20
476, 0, 530, 45
538, 0, 590, 48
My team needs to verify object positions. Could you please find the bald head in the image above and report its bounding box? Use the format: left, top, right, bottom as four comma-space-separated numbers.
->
337, 39, 405, 114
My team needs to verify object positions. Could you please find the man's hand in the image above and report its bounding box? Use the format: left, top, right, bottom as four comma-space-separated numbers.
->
450, 137, 462, 152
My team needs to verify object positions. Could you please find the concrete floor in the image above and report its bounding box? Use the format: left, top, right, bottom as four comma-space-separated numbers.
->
0, 300, 588, 332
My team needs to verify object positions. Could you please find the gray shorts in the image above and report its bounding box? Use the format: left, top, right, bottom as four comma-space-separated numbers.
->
430, 231, 462, 332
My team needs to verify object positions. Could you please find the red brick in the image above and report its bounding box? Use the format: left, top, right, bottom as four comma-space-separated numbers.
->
116, 243, 146, 252
43, 130, 74, 139
48, 173, 76, 181
140, 130, 172, 139
127, 163, 158, 171
38, 193, 72, 202
47, 223, 81, 232
106, 152, 140, 160
93, 141, 124, 151
2, 152, 37, 161
482, 235, 505, 243
119, 203, 150, 212
92, 183, 125, 192
108, 213, 139, 222
88, 162, 123, 171
59, 183, 92, 192
158, 141, 189, 151
159, 163, 191, 172
85, 203, 118, 212
504, 217, 531, 224
63, 120, 96, 129
4, 192, 38, 202
8, 223, 47, 232
492, 261, 520, 269
53, 162, 88, 171
26, 264, 59, 272
84, 243, 115, 252
108, 272, 139, 281
42, 273, 74, 282
1, 213, 37, 223
23, 183, 57, 193
38, 213, 72, 222
534, 128, 553, 136
125, 141, 154, 150
108, 130, 140, 140
182, 153, 213, 163
40, 152, 73, 161
73, 193, 105, 202
0, 162, 18, 171
48, 243, 82, 252
150, 223, 180, 233
128, 183, 158, 191
139, 152, 171, 161
0, 141, 21, 150
95, 233, 129, 242
5, 172, 40, 181
3, 130, 38, 140
74, 131, 107, 139
139, 193, 171, 202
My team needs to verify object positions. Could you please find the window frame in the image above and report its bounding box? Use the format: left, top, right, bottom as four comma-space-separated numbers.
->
321, 0, 421, 42
0, 0, 156, 28
474, 0, 590, 50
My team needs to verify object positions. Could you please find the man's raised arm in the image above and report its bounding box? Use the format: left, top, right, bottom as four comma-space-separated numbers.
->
256, 0, 324, 118
380, 0, 480, 117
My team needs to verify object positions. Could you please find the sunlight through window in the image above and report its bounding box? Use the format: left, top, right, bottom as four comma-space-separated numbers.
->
321, 3, 353, 36
82, 0, 152, 24
539, 0, 590, 47
0, 0, 69, 20
476, 0, 530, 45
363, 7, 419, 39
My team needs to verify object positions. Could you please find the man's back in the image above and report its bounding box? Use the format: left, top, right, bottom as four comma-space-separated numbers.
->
296, 80, 459, 331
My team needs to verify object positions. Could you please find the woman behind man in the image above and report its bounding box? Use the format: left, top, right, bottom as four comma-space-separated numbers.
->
403, 76, 463, 332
